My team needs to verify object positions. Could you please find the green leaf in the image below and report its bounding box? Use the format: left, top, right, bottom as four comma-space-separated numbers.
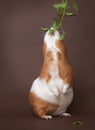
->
53, 1, 67, 11
72, 121, 83, 125
73, 2, 79, 12
53, 3, 61, 10
65, 12, 75, 16
59, 33, 65, 40
61, 1, 68, 10
41, 28, 49, 32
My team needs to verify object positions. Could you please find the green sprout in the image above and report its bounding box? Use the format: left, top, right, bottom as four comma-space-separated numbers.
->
41, 0, 79, 40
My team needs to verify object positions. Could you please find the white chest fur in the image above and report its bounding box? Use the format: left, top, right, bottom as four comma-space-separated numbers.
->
30, 77, 73, 115
31, 77, 73, 99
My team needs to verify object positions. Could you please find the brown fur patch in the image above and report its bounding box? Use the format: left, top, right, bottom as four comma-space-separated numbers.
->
42, 42, 47, 56
29, 92, 59, 119
56, 40, 74, 85
40, 42, 54, 83
56, 40, 67, 55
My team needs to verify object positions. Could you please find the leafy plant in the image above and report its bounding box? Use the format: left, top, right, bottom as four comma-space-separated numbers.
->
41, 0, 79, 40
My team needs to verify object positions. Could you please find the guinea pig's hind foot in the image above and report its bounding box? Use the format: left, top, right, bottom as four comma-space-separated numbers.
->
42, 115, 52, 120
60, 112, 71, 117
34, 108, 53, 120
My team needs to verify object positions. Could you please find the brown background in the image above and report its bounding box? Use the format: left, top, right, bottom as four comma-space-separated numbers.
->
0, 0, 95, 129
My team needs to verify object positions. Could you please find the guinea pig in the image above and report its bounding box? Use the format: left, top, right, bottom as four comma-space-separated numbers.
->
29, 29, 74, 120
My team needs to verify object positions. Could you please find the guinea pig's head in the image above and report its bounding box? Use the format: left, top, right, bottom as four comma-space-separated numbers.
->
43, 27, 67, 55
44, 28, 60, 47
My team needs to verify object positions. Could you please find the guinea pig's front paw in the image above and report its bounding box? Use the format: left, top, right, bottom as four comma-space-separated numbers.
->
54, 91, 60, 97
62, 84, 69, 95
50, 87, 60, 97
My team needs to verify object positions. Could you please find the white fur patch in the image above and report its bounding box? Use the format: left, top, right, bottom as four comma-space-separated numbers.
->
44, 30, 60, 46
44, 29, 61, 53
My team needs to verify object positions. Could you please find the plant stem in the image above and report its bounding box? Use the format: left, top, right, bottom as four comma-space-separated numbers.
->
57, 10, 65, 31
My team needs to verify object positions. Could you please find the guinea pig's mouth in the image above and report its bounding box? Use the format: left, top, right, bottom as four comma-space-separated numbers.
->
49, 27, 55, 35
